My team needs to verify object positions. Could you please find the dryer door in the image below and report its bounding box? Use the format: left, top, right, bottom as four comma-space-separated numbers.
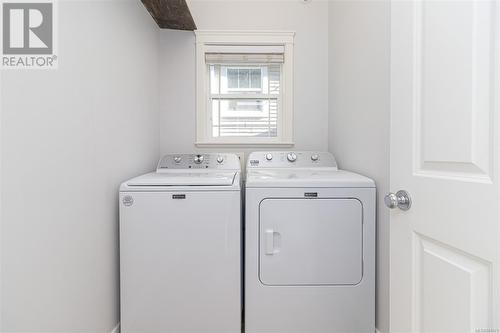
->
259, 198, 363, 286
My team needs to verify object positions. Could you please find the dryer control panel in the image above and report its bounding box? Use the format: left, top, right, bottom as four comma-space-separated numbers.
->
157, 153, 241, 171
247, 151, 338, 169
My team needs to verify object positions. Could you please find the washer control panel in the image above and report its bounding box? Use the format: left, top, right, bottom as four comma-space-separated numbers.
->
157, 153, 240, 171
247, 151, 338, 169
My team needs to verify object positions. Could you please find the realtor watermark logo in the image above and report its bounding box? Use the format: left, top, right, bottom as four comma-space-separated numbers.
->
1, 0, 58, 69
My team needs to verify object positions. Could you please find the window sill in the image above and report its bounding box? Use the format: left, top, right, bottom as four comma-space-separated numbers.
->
195, 141, 295, 148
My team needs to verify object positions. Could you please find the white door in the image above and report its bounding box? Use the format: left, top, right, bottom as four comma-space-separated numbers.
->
259, 198, 363, 285
390, 1, 500, 332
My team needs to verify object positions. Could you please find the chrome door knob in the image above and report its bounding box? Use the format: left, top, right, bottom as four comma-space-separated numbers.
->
194, 154, 204, 164
384, 190, 412, 211
287, 152, 297, 162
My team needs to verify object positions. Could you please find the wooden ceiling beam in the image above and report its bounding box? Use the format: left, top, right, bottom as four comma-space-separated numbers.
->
141, 0, 196, 31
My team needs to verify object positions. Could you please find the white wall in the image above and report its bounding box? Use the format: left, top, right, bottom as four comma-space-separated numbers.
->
159, 0, 329, 156
328, 2, 391, 332
0, 1, 159, 331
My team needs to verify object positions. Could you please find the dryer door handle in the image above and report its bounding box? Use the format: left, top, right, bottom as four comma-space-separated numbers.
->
264, 229, 281, 255
265, 229, 275, 255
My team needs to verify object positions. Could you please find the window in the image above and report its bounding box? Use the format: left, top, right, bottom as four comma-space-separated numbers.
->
209, 64, 279, 138
226, 68, 262, 91
195, 31, 295, 146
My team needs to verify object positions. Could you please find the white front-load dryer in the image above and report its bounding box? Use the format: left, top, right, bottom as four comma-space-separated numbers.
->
245, 151, 376, 333
119, 153, 241, 333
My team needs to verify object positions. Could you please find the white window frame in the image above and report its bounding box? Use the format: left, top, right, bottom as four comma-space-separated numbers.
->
195, 31, 295, 147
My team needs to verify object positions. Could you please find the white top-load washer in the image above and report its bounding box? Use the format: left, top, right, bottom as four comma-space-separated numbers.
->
119, 153, 241, 333
245, 151, 375, 333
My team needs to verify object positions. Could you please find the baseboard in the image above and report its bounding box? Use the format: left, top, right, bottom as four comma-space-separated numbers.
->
110, 323, 120, 333
111, 322, 379, 333
112, 322, 377, 333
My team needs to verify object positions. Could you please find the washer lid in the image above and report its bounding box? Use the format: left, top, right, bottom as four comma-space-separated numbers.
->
246, 169, 375, 188
126, 171, 237, 186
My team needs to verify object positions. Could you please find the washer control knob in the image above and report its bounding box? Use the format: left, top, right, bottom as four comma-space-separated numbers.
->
173, 156, 182, 163
287, 152, 297, 162
217, 156, 224, 164
194, 154, 204, 164
265, 153, 273, 161
311, 154, 319, 161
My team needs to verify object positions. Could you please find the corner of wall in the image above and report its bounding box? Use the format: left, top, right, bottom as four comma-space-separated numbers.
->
110, 323, 120, 333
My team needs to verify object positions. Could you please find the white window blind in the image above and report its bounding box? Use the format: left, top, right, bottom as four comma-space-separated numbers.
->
205, 53, 284, 64
205, 45, 285, 64
206, 45, 283, 138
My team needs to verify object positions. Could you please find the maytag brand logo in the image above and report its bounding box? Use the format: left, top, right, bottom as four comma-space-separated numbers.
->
1, 0, 58, 69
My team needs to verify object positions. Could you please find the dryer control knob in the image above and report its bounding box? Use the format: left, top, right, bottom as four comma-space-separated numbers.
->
217, 156, 224, 164
265, 153, 273, 161
287, 152, 297, 162
173, 156, 182, 163
311, 154, 319, 161
194, 154, 204, 164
